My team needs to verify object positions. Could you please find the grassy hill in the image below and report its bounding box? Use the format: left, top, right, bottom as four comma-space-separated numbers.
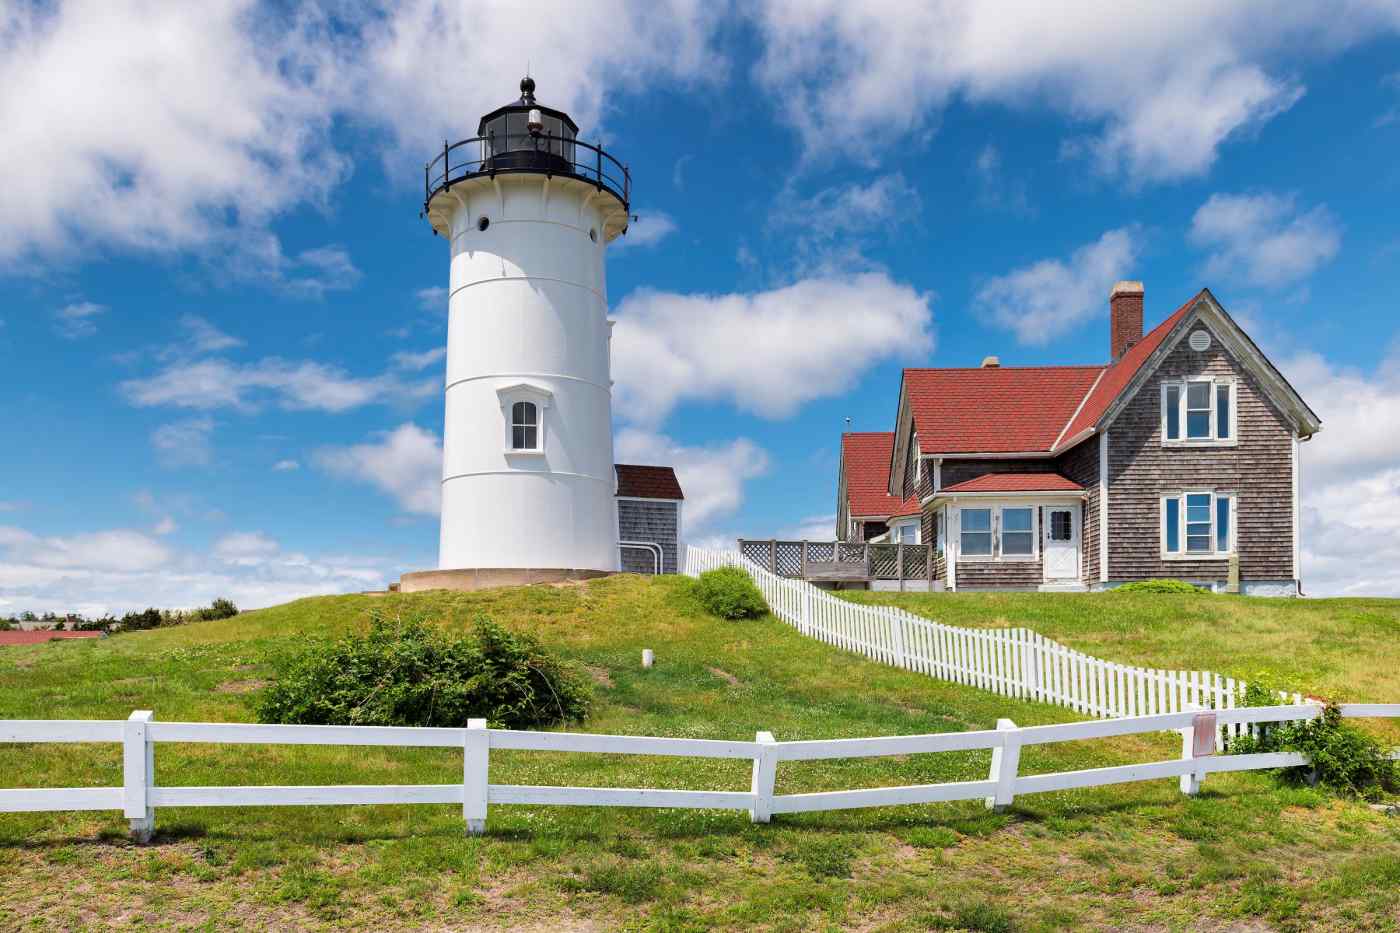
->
1, 577, 1397, 931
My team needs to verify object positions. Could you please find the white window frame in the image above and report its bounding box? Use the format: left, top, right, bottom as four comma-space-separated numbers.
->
1161, 377, 1237, 447
891, 517, 921, 545
496, 383, 552, 456
1160, 490, 1236, 560
957, 502, 1040, 562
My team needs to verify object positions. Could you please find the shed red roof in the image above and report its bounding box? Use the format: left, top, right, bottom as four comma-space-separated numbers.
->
842, 432, 921, 518
614, 464, 684, 500
939, 473, 1084, 494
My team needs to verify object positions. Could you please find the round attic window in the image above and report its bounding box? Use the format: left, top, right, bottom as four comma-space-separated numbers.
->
1188, 329, 1211, 352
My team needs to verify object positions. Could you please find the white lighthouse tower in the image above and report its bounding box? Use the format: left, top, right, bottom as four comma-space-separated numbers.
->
415, 78, 632, 583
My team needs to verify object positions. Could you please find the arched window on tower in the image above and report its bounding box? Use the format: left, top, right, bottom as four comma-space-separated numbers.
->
511, 401, 538, 451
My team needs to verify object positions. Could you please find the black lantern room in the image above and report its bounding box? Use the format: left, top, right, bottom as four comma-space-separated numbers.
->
423, 77, 630, 225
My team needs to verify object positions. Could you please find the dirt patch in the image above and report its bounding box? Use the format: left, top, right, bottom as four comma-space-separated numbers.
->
708, 667, 740, 687
585, 666, 614, 688
215, 680, 268, 694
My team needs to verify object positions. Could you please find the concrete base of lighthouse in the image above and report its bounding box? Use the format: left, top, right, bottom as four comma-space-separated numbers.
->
398, 567, 615, 594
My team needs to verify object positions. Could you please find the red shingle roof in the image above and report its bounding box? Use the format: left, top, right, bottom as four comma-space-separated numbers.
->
0, 631, 104, 646
842, 432, 921, 517
940, 473, 1085, 494
1056, 291, 1201, 447
906, 366, 1106, 454
614, 464, 684, 500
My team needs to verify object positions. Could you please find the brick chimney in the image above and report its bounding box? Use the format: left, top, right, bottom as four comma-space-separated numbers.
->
1110, 281, 1144, 361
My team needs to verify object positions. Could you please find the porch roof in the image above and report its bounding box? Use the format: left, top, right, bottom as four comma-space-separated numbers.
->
939, 472, 1084, 494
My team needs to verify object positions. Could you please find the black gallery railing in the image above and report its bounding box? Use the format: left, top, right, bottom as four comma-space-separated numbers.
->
424, 133, 630, 212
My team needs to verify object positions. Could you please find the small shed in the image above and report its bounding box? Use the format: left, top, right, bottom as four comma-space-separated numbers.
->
615, 464, 684, 574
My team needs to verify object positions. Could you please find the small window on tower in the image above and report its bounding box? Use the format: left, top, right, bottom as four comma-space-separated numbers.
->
511, 401, 538, 451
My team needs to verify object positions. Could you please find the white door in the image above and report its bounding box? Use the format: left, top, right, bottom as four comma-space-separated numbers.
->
1043, 507, 1079, 581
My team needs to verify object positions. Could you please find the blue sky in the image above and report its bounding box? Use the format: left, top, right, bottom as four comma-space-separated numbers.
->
3, 2, 1400, 611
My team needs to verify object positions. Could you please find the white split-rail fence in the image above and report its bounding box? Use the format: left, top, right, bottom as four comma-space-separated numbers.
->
684, 545, 1308, 734
2, 703, 1397, 841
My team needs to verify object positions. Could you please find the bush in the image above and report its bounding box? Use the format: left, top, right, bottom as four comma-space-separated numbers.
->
1112, 579, 1203, 594
694, 567, 768, 620
257, 614, 591, 729
1230, 703, 1399, 798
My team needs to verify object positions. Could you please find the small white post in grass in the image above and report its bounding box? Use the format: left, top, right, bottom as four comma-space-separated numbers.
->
749, 731, 777, 824
641, 649, 655, 669
985, 718, 1021, 812
124, 710, 155, 843
1179, 710, 1216, 796
464, 718, 489, 835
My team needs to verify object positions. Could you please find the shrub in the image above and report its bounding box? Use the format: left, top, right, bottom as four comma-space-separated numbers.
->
257, 614, 591, 729
1112, 579, 1203, 595
694, 567, 768, 620
1230, 703, 1398, 798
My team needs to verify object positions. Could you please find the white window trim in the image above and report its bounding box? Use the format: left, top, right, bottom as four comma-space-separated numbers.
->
1161, 377, 1238, 447
497, 382, 553, 456
891, 516, 921, 545
957, 501, 1040, 563
1160, 490, 1236, 561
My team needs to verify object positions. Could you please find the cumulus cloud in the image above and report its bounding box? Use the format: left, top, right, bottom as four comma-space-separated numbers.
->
0, 524, 395, 615
615, 428, 770, 531
972, 144, 1032, 216
272, 459, 300, 472
315, 423, 442, 516
415, 286, 448, 313
1283, 346, 1400, 596
390, 347, 447, 371
777, 513, 839, 541
1189, 192, 1341, 288
179, 314, 243, 353
750, 2, 1400, 183
768, 173, 922, 271
611, 210, 678, 252
975, 227, 1140, 346
612, 272, 934, 424
151, 417, 215, 469
52, 301, 106, 339
121, 357, 436, 413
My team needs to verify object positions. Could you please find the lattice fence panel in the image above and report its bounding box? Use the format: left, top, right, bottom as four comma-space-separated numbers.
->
739, 541, 771, 566
869, 545, 899, 579
805, 542, 836, 563
774, 543, 805, 577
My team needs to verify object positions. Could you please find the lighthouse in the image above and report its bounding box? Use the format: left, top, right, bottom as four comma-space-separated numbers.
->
408, 77, 676, 589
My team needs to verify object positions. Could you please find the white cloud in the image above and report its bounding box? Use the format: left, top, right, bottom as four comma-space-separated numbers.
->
975, 227, 1140, 346
615, 428, 770, 531
272, 459, 300, 472
750, 2, 1400, 183
0, 1, 349, 266
152, 517, 178, 537
283, 245, 362, 300
777, 513, 838, 541
415, 286, 448, 313
973, 144, 1031, 215
611, 210, 678, 251
315, 423, 442, 517
179, 314, 243, 353
1283, 346, 1400, 596
769, 173, 922, 272
212, 531, 281, 567
52, 301, 106, 339
391, 347, 447, 371
151, 417, 215, 469
1189, 192, 1341, 288
612, 272, 934, 425
121, 357, 436, 413
0, 524, 395, 615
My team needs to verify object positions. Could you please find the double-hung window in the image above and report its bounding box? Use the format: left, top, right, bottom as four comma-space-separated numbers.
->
1162, 378, 1235, 444
958, 505, 1037, 559
1162, 491, 1234, 558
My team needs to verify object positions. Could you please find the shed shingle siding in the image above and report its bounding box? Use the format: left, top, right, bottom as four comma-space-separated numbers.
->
955, 558, 1043, 589
1106, 323, 1294, 583
617, 500, 679, 574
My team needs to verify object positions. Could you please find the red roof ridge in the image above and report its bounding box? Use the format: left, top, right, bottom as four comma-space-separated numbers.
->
903, 363, 1107, 374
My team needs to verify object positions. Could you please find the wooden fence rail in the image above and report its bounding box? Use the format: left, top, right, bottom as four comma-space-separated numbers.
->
3, 703, 1396, 840
685, 545, 1308, 728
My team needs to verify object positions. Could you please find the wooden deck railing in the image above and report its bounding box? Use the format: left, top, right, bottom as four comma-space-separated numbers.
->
737, 540, 932, 586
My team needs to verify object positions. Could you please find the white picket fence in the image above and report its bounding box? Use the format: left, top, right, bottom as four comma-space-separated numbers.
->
684, 545, 1305, 729
4, 703, 1397, 840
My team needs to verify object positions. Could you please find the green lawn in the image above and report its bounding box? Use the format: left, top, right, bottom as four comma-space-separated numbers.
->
1, 577, 1398, 931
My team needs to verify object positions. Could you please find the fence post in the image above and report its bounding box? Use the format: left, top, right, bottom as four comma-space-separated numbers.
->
889, 609, 907, 669
1179, 710, 1215, 796
985, 718, 1021, 812
750, 731, 777, 824
801, 540, 809, 579
124, 710, 155, 843
464, 718, 489, 835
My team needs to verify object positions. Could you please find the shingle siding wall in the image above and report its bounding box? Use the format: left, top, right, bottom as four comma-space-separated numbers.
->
956, 559, 1043, 589
1055, 435, 1100, 583
1106, 324, 1294, 583
940, 459, 1058, 488
617, 500, 679, 574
